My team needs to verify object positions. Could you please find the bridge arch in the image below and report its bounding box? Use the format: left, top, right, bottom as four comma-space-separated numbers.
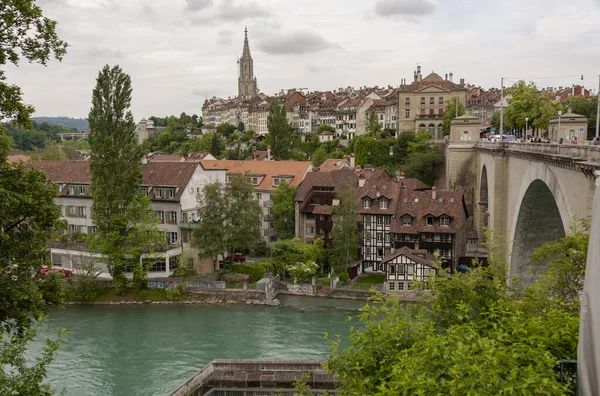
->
509, 163, 570, 286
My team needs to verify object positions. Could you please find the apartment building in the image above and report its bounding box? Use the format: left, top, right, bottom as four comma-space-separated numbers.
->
33, 161, 220, 276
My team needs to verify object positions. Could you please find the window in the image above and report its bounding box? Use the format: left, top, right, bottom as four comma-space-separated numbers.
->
365, 215, 371, 225
377, 248, 384, 257
384, 217, 391, 226
168, 211, 177, 224
429, 108, 435, 115
88, 226, 96, 235
66, 206, 75, 217
440, 216, 450, 227
426, 216, 433, 226
168, 232, 178, 244
365, 247, 371, 255
379, 199, 388, 209
366, 232, 371, 242
363, 199, 371, 209
429, 97, 434, 105
377, 216, 383, 226
441, 234, 452, 243
407, 282, 412, 290
439, 108, 445, 115
148, 260, 167, 272
251, 177, 259, 185
398, 282, 405, 291
154, 188, 176, 199
385, 233, 390, 243
403, 216, 412, 226
306, 225, 315, 234
376, 233, 383, 242
69, 224, 77, 233
439, 97, 444, 105
78, 185, 90, 195
68, 185, 75, 195
256, 193, 262, 200
389, 282, 395, 291
420, 97, 425, 105
390, 264, 395, 273
225, 175, 231, 184
155, 211, 165, 223
405, 109, 410, 118
405, 97, 410, 106
77, 206, 86, 217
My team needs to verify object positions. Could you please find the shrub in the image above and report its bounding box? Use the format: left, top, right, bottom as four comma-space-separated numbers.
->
287, 261, 318, 283
229, 261, 269, 282
165, 283, 187, 302
337, 272, 350, 283
172, 264, 196, 278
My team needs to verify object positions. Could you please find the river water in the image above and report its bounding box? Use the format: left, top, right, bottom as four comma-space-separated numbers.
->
35, 296, 364, 396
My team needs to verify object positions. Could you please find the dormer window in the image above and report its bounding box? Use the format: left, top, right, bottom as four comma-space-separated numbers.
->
440, 216, 450, 227
379, 199, 388, 209
426, 216, 434, 226
403, 216, 412, 226
363, 199, 371, 209
68, 185, 75, 195
225, 175, 231, 184
251, 177, 259, 186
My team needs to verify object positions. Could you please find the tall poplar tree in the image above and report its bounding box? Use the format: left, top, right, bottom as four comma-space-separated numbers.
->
330, 183, 360, 273
226, 173, 262, 253
271, 181, 296, 240
88, 65, 159, 293
266, 100, 293, 159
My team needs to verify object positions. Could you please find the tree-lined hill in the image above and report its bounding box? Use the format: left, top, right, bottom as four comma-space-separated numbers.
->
31, 116, 89, 130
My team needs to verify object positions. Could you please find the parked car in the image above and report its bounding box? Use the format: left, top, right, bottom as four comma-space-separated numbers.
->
40, 265, 73, 277
225, 253, 246, 262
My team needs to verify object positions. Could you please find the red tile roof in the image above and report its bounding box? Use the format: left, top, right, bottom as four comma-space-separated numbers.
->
382, 246, 437, 266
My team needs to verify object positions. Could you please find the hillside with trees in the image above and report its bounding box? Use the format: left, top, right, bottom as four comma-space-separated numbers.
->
31, 116, 89, 130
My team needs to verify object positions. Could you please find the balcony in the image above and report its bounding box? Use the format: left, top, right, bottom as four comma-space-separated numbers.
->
416, 114, 443, 120
179, 222, 202, 229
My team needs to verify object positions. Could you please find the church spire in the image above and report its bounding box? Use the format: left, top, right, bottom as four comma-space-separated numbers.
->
242, 26, 251, 57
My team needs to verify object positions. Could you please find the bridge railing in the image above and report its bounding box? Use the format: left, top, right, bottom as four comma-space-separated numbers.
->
476, 141, 600, 163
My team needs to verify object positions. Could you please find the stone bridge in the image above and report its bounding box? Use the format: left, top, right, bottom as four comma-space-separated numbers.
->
445, 115, 599, 285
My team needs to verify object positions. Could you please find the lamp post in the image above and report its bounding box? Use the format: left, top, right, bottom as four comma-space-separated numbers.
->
525, 117, 529, 140
558, 110, 562, 143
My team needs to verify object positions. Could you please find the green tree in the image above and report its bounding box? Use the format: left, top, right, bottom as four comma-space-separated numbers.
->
316, 124, 335, 134
192, 180, 228, 270
226, 173, 262, 254
88, 65, 160, 293
326, 234, 581, 395
209, 133, 223, 158
441, 97, 465, 135
0, 0, 68, 126
237, 121, 245, 132
40, 141, 67, 160
400, 130, 441, 186
216, 122, 236, 137
366, 112, 382, 136
266, 100, 293, 159
271, 181, 296, 240
269, 238, 322, 279
504, 80, 558, 134
330, 183, 359, 273
566, 96, 598, 138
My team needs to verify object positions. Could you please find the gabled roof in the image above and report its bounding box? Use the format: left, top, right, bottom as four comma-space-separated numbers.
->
319, 158, 351, 172
382, 246, 437, 267
295, 168, 357, 202
200, 160, 311, 191
400, 72, 465, 92
32, 161, 92, 183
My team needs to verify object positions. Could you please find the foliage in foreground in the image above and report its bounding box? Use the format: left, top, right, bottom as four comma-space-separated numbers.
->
327, 232, 584, 395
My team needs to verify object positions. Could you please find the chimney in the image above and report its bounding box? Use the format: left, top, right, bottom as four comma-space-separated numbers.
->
358, 176, 366, 188
399, 172, 405, 179
432, 186, 437, 200
417, 64, 421, 77
449, 72, 453, 82
414, 70, 417, 82
350, 153, 355, 168
267, 145, 271, 161
395, 170, 401, 181
460, 78, 465, 87
445, 73, 448, 81
313, 167, 320, 172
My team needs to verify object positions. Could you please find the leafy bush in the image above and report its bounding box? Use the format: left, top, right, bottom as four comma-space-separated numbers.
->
287, 261, 318, 283
229, 261, 270, 282
337, 272, 350, 283
172, 264, 196, 278
252, 242, 268, 256
326, 232, 582, 395
165, 283, 187, 302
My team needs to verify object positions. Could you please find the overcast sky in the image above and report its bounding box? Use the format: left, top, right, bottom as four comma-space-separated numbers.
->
5, 0, 600, 119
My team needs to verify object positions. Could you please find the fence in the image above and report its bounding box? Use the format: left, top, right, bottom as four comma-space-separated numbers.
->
202, 389, 337, 396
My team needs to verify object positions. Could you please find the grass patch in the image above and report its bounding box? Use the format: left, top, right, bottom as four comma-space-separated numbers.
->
66, 286, 169, 303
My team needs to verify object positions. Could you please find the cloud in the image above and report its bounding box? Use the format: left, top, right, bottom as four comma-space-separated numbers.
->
190, 0, 271, 24
217, 30, 233, 45
259, 31, 339, 54
185, 0, 213, 11
374, 0, 438, 18
141, 5, 155, 15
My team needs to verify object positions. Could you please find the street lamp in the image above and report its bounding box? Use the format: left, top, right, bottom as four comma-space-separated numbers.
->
525, 117, 529, 140
558, 110, 562, 143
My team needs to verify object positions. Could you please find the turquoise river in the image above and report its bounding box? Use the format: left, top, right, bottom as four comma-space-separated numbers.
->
34, 296, 364, 396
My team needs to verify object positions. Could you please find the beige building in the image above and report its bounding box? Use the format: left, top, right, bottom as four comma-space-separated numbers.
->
398, 65, 467, 138
548, 107, 588, 142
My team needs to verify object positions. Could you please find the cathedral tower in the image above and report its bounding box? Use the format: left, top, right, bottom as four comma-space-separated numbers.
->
238, 27, 258, 99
